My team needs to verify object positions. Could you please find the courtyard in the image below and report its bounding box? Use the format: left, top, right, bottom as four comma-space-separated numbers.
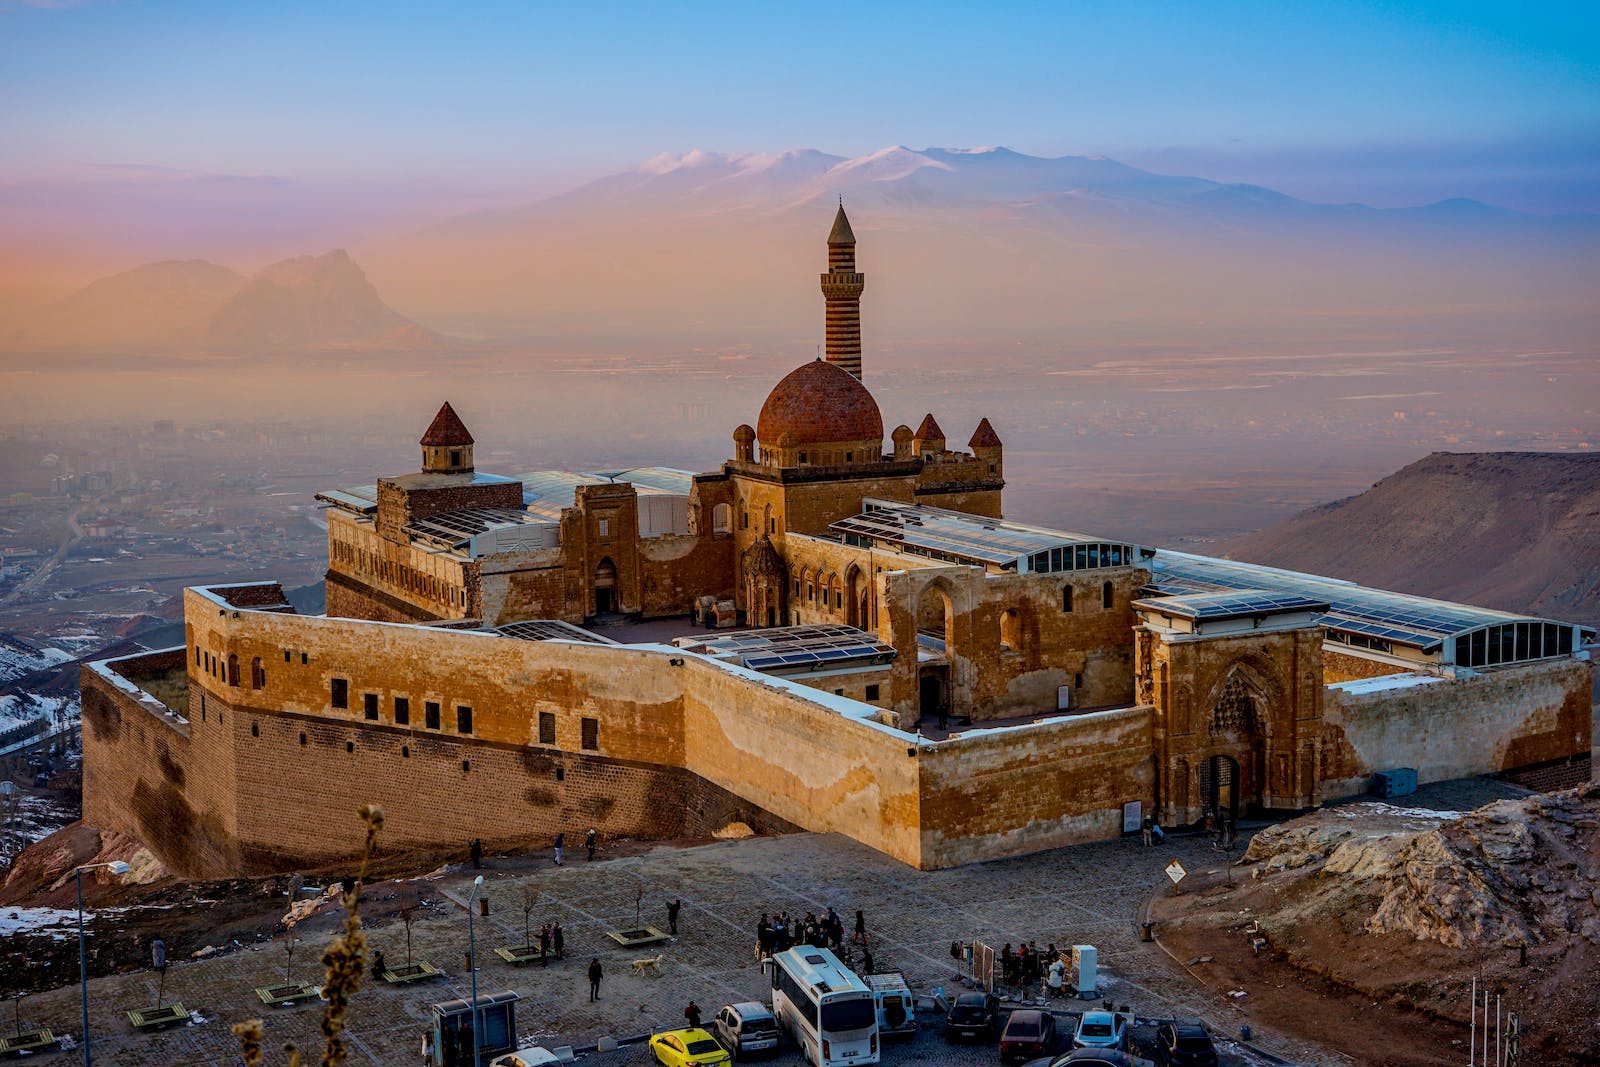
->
4, 824, 1359, 1066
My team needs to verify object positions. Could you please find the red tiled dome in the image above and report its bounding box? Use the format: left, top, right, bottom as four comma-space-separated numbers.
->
757, 360, 883, 447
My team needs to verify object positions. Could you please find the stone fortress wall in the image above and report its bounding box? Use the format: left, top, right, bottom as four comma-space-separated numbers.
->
82, 581, 1592, 879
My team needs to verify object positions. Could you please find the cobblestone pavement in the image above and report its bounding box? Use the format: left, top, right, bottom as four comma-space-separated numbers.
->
11, 828, 1357, 1066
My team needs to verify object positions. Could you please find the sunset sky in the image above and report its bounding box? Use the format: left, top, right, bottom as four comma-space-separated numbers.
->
3, 0, 1597, 216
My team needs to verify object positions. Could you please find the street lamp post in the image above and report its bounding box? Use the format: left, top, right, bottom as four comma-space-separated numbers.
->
75, 860, 131, 1066
466, 875, 484, 1067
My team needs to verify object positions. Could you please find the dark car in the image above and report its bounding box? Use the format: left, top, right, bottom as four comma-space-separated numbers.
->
1035, 1051, 1150, 1067
1153, 1022, 1218, 1067
944, 991, 999, 1041
999, 1009, 1057, 1064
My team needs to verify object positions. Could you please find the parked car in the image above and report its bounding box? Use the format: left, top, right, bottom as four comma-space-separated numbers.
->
865, 972, 918, 1038
711, 1001, 780, 1059
489, 1049, 561, 1067
1152, 1021, 1218, 1066
649, 1027, 732, 1067
1036, 1050, 1154, 1067
1000, 1008, 1057, 1063
944, 991, 999, 1041
1072, 1011, 1126, 1049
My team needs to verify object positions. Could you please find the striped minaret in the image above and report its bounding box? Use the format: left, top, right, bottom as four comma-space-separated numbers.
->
820, 202, 866, 381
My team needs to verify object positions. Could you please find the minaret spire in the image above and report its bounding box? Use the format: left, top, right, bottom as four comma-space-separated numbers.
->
820, 202, 865, 380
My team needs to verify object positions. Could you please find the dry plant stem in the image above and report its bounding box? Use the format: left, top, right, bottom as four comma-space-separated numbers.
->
230, 804, 384, 1067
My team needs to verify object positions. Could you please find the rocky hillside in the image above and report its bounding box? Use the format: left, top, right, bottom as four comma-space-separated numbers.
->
1231, 786, 1600, 1062
1221, 451, 1600, 626
5, 249, 435, 350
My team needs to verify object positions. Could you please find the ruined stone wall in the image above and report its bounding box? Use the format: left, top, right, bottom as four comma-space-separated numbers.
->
880, 565, 1144, 723
325, 511, 468, 621
637, 534, 736, 618
918, 706, 1154, 867
1322, 648, 1411, 683
478, 549, 570, 624
1320, 658, 1593, 798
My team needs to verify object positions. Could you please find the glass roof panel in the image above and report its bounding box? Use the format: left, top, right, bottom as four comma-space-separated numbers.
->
1147, 549, 1560, 648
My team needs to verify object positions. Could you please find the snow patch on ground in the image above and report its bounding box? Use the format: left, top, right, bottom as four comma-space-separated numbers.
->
1327, 672, 1447, 695
0, 905, 80, 939
0, 634, 72, 685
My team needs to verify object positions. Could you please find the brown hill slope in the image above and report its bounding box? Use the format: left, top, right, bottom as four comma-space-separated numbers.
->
1220, 452, 1600, 626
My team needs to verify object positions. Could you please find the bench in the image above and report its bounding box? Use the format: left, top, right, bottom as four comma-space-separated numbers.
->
0, 1029, 57, 1055
606, 926, 669, 948
126, 1004, 190, 1030
255, 981, 321, 1006
494, 945, 550, 967
380, 961, 443, 984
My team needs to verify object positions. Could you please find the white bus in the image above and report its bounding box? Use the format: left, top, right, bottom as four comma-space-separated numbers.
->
765, 946, 879, 1067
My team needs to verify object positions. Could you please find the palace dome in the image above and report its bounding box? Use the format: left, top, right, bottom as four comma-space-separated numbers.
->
756, 359, 883, 447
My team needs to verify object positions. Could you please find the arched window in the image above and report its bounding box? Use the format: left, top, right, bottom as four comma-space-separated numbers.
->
1000, 608, 1022, 652
250, 657, 264, 690
227, 654, 240, 687
712, 502, 731, 535
1062, 585, 1074, 613
1102, 580, 1114, 610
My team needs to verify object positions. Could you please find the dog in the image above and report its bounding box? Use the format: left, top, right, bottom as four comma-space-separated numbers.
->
630, 954, 664, 976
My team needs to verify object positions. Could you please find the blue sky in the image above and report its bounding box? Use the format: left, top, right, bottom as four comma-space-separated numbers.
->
2, 0, 1598, 212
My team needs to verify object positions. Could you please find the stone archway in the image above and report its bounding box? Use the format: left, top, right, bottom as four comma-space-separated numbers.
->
1195, 661, 1278, 818
593, 557, 617, 615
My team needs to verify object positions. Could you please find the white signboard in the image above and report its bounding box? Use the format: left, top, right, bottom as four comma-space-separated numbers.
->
1122, 801, 1142, 834
1164, 859, 1187, 885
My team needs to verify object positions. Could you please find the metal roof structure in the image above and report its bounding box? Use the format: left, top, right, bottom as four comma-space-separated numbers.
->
492, 619, 615, 645
314, 484, 379, 515
404, 508, 549, 552
1132, 590, 1329, 623
1146, 549, 1585, 658
831, 500, 1150, 572
686, 623, 896, 673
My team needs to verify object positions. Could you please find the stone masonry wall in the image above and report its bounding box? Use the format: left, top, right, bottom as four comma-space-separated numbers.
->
1320, 658, 1593, 798
918, 705, 1154, 867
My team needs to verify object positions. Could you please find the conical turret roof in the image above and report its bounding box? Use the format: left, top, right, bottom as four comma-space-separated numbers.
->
828, 203, 856, 245
969, 417, 1002, 449
420, 401, 474, 447
915, 413, 945, 442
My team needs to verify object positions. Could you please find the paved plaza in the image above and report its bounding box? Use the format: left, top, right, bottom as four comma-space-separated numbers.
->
11, 827, 1354, 1066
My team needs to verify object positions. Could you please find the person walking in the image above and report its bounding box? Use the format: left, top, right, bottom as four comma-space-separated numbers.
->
853, 909, 867, 945
587, 958, 603, 1001
684, 1000, 702, 1029
539, 923, 552, 967
667, 898, 682, 935
552, 922, 565, 960
553, 832, 564, 866
585, 827, 597, 861
470, 837, 483, 868
861, 946, 874, 975
1141, 817, 1152, 847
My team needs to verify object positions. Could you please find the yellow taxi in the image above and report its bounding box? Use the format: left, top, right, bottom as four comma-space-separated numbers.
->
647, 1027, 731, 1067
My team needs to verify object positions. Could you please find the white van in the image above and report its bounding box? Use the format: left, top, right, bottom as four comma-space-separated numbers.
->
712, 1001, 780, 1059
863, 973, 916, 1038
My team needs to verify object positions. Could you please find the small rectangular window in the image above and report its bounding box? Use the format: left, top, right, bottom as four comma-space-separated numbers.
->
598, 518, 610, 537
865, 684, 880, 701
331, 678, 349, 709
580, 717, 598, 751
364, 692, 379, 720
539, 711, 556, 744
456, 705, 473, 734
301, 652, 308, 665
284, 649, 291, 662
394, 697, 410, 725
425, 701, 441, 730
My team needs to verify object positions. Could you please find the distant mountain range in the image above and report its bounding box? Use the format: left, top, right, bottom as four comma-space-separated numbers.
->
359, 145, 1599, 339
5, 146, 1596, 347
5, 249, 436, 350
1221, 451, 1600, 627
